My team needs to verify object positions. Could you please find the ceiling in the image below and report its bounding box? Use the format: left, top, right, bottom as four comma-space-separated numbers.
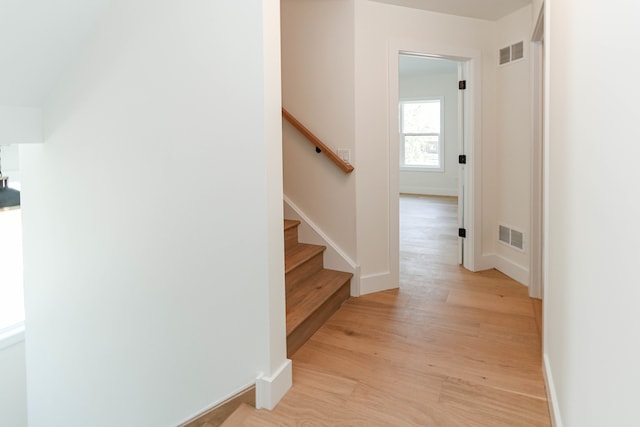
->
0, 0, 529, 108
399, 55, 459, 77
370, 0, 531, 21
0, 0, 109, 107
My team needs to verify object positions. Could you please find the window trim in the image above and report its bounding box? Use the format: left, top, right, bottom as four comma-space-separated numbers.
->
399, 97, 445, 172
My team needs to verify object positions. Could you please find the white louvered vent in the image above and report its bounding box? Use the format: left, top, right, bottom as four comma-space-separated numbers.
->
499, 46, 511, 65
499, 225, 510, 244
511, 41, 524, 61
510, 229, 524, 250
498, 225, 525, 252
499, 41, 524, 66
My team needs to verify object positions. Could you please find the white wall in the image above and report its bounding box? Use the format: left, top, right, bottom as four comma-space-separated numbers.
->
354, 0, 496, 290
493, 5, 533, 285
0, 107, 42, 145
20, 1, 288, 426
531, 0, 543, 28
280, 0, 357, 262
0, 340, 27, 427
545, 1, 640, 426
399, 70, 459, 196
0, 144, 20, 184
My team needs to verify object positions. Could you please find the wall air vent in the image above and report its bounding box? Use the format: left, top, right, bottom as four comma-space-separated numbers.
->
510, 229, 524, 250
499, 225, 510, 244
499, 46, 511, 65
498, 225, 525, 252
499, 41, 524, 66
511, 41, 524, 61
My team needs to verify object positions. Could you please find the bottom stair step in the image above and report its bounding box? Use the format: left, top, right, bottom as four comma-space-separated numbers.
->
286, 269, 352, 357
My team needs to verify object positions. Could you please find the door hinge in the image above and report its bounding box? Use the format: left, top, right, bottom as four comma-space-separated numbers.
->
458, 80, 467, 90
458, 154, 467, 164
458, 228, 467, 238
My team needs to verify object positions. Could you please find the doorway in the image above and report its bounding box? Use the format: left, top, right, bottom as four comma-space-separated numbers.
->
397, 55, 463, 278
388, 43, 482, 287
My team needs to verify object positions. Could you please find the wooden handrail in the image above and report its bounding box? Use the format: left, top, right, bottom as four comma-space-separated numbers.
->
282, 108, 354, 174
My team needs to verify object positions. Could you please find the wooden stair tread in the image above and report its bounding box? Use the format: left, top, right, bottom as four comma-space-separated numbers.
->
284, 219, 300, 231
285, 243, 325, 274
219, 403, 255, 426
286, 268, 352, 336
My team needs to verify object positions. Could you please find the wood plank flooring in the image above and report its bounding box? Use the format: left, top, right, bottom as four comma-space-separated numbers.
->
231, 195, 550, 426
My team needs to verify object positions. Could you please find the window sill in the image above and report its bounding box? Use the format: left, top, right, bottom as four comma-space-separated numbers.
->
0, 322, 25, 350
400, 166, 445, 173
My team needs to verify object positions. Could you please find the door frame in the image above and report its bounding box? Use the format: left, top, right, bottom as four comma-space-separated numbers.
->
388, 41, 483, 278
529, 6, 545, 299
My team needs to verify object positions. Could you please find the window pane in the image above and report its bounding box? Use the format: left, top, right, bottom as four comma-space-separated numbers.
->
402, 101, 440, 133
404, 135, 440, 167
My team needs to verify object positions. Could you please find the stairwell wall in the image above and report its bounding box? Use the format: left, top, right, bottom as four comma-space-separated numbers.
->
20, 1, 288, 425
280, 0, 358, 264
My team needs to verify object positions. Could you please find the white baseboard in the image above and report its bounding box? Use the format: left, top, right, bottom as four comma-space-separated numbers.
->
256, 359, 292, 410
484, 253, 528, 287
283, 196, 360, 296
360, 271, 397, 296
473, 253, 499, 272
399, 186, 458, 197
543, 353, 563, 427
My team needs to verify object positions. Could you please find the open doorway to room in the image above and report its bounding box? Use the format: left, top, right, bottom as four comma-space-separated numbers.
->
0, 144, 24, 340
397, 55, 463, 289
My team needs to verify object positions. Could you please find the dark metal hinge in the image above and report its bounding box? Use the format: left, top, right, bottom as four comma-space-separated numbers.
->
458, 80, 467, 90
458, 154, 467, 164
458, 228, 466, 238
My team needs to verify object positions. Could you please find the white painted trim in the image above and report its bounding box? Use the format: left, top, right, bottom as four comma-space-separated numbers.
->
399, 187, 457, 197
360, 271, 397, 296
255, 359, 292, 410
0, 322, 25, 351
283, 196, 360, 296
543, 353, 563, 427
177, 380, 256, 426
493, 253, 529, 286
529, 36, 544, 299
399, 97, 445, 172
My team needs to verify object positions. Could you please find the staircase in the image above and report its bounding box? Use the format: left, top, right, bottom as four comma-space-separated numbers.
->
284, 219, 352, 357
214, 221, 352, 427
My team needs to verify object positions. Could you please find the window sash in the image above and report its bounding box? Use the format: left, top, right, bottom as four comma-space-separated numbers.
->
399, 98, 444, 170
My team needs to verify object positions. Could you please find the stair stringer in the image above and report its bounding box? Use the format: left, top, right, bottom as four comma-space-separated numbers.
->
283, 195, 360, 296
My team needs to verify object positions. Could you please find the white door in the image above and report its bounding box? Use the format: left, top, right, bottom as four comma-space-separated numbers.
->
457, 62, 467, 265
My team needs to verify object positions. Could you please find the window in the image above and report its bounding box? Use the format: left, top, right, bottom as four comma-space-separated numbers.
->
0, 144, 24, 346
400, 98, 444, 170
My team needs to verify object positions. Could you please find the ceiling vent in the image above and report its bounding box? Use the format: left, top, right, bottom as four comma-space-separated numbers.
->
499, 41, 524, 66
498, 225, 525, 252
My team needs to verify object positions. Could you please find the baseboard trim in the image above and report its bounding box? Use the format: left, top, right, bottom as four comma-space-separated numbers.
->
256, 359, 292, 410
360, 271, 397, 296
490, 253, 529, 286
399, 186, 458, 197
179, 383, 255, 427
543, 353, 563, 427
283, 196, 360, 296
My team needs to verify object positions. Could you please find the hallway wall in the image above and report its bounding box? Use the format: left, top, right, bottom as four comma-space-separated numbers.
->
545, 1, 640, 425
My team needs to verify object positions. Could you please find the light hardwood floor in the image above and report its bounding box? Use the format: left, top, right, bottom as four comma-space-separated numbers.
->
233, 195, 550, 426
